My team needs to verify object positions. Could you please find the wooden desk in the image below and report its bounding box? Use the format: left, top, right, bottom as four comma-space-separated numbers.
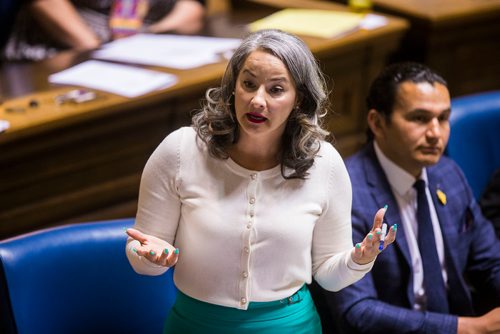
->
0, 0, 407, 238
371, 0, 500, 96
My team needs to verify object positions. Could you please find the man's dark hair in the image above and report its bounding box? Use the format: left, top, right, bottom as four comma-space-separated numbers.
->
366, 62, 447, 141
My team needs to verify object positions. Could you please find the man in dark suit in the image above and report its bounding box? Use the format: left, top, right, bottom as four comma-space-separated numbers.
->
317, 62, 500, 333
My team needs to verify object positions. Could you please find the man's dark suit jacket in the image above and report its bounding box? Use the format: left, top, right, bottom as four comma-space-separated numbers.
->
319, 143, 500, 334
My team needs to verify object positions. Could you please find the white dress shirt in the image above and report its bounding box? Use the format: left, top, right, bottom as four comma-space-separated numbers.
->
374, 142, 448, 310
126, 127, 373, 310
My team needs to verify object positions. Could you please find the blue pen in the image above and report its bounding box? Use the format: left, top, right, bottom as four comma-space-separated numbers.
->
379, 223, 387, 251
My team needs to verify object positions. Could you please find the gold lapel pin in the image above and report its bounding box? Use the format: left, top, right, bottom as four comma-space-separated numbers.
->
436, 189, 447, 205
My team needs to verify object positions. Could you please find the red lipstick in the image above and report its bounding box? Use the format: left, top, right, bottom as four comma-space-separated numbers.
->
246, 112, 267, 123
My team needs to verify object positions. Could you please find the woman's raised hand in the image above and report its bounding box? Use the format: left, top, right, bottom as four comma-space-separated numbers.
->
126, 228, 179, 267
351, 206, 397, 265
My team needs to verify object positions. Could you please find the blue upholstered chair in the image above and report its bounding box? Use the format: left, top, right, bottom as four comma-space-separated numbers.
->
447, 90, 500, 200
0, 219, 177, 334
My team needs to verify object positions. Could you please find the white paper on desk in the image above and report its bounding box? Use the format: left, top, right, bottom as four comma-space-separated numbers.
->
0, 120, 10, 133
360, 14, 388, 30
48, 60, 177, 98
92, 34, 241, 69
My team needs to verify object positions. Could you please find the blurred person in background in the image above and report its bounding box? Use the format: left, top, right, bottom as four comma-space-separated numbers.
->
2, 0, 205, 61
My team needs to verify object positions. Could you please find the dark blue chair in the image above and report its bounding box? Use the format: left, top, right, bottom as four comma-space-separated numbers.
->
0, 219, 177, 334
447, 90, 500, 200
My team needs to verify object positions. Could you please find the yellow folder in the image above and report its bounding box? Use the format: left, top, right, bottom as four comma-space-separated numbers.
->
249, 9, 364, 39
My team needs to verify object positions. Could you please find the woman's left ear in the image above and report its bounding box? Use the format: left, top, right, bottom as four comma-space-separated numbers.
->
294, 96, 302, 109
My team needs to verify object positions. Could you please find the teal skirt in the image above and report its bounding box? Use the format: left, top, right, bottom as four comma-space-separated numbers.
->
163, 285, 322, 334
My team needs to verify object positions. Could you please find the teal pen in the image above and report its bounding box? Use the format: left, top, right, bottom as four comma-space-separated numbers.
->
379, 223, 387, 251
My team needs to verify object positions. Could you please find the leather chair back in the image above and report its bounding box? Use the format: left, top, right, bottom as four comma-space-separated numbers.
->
0, 219, 177, 334
447, 90, 500, 199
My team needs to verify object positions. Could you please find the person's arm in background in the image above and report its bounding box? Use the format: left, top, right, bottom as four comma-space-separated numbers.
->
28, 0, 100, 50
146, 0, 205, 35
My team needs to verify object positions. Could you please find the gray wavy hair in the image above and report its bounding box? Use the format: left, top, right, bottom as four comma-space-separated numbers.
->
192, 29, 331, 179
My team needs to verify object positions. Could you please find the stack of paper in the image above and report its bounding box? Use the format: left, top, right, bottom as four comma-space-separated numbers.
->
92, 34, 242, 69
249, 9, 365, 39
49, 60, 177, 98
